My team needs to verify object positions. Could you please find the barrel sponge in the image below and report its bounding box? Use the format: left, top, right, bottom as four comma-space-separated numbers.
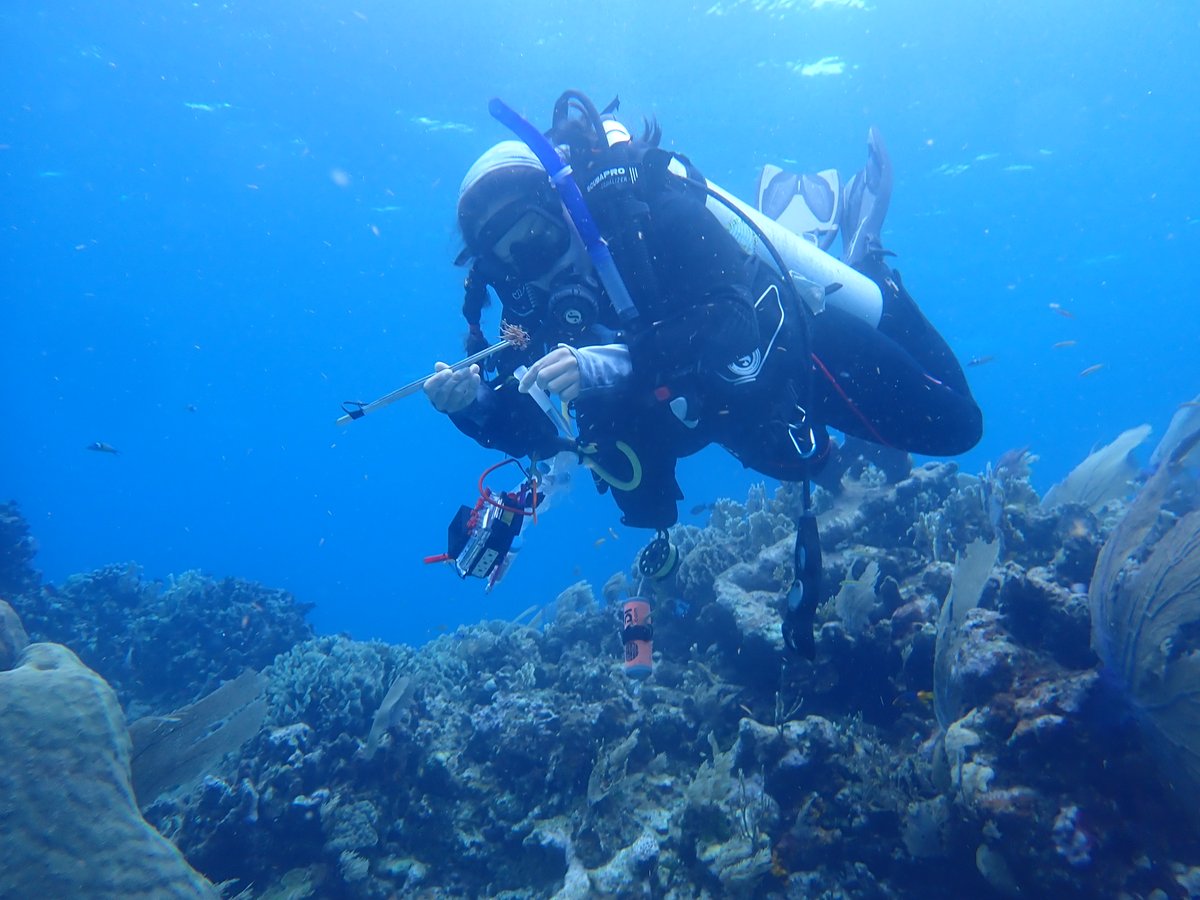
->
0, 642, 218, 899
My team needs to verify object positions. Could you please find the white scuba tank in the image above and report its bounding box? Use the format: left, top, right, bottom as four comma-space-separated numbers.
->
599, 118, 884, 328
664, 157, 884, 328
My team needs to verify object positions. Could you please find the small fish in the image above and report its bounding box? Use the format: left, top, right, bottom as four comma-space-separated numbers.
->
185, 403, 198, 412
86, 441, 120, 455
607, 527, 619, 540
892, 690, 935, 708
967, 355, 995, 367
1052, 340, 1077, 349
593, 537, 606, 548
1048, 302, 1075, 319
690, 502, 713, 515
1079, 364, 1106, 377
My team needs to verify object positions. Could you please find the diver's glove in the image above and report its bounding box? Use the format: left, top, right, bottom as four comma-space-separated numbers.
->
782, 512, 823, 659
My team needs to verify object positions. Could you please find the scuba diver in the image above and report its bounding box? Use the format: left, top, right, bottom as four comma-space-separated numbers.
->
424, 91, 982, 656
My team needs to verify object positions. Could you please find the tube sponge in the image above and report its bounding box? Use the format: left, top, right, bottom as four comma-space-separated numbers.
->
0, 642, 218, 899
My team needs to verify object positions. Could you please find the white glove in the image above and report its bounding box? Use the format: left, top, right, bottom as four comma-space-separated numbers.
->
424, 362, 480, 414
518, 346, 582, 402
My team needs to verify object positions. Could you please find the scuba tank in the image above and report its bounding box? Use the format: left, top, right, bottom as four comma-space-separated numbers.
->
662, 158, 884, 328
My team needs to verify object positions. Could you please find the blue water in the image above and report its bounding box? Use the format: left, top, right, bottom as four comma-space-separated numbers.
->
3, 0, 1196, 645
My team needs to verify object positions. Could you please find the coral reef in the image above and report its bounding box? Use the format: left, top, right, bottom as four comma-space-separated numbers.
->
10, 562, 313, 715
4, 419, 1200, 898
0, 500, 40, 598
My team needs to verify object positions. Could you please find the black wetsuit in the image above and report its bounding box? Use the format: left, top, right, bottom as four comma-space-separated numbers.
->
450, 146, 982, 529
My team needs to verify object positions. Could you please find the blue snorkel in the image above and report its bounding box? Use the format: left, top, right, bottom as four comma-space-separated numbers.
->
488, 97, 641, 327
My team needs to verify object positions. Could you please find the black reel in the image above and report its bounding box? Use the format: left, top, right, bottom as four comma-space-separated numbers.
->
638, 529, 680, 580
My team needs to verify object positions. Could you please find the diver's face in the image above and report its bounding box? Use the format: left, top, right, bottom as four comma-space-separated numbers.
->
472, 195, 574, 284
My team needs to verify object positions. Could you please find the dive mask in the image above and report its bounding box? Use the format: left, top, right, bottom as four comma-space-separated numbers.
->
474, 201, 572, 282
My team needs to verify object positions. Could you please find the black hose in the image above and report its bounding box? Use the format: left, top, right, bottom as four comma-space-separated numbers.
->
551, 89, 608, 149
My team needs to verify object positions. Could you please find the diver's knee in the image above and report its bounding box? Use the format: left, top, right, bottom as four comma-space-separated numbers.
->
943, 403, 983, 456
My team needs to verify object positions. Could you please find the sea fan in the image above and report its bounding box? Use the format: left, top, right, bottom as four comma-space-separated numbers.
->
933, 538, 1001, 730
1041, 424, 1151, 512
129, 668, 267, 807
1089, 414, 1200, 819
1150, 394, 1200, 471
834, 560, 880, 635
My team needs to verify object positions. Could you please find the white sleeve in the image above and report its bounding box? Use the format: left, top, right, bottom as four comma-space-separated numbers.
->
560, 343, 632, 397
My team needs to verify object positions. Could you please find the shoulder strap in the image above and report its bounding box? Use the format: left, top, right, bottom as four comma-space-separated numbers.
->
640, 148, 708, 204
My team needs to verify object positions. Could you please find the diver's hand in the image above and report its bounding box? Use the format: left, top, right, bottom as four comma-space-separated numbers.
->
424, 362, 480, 414
518, 346, 581, 402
